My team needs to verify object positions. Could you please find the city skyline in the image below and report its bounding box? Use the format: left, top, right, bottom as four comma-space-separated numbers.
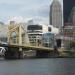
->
0, 0, 63, 24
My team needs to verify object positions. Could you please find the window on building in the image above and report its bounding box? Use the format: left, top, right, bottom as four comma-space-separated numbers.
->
27, 25, 42, 30
48, 27, 51, 32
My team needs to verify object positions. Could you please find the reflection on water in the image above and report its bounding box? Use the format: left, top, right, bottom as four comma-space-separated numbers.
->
0, 58, 75, 75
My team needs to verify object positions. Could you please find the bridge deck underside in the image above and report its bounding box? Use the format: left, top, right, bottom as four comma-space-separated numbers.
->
8, 44, 53, 51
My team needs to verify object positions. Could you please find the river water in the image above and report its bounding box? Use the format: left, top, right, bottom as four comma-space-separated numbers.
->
0, 58, 75, 75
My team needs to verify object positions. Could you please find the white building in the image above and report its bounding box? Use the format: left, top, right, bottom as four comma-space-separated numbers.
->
27, 23, 59, 46
0, 20, 59, 47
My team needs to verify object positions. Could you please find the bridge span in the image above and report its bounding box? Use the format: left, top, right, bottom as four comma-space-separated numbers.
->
0, 43, 60, 59
8, 44, 53, 51
1, 22, 75, 59
0, 43, 75, 59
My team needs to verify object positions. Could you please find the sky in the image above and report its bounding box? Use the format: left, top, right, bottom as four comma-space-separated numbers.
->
0, 0, 63, 24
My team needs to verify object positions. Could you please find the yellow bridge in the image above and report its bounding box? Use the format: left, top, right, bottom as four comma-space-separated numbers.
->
8, 44, 53, 51
0, 22, 74, 59
0, 23, 58, 59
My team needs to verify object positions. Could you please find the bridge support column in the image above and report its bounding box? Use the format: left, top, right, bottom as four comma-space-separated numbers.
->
4, 47, 19, 59
18, 47, 23, 59
36, 50, 50, 58
4, 47, 24, 59
49, 47, 59, 57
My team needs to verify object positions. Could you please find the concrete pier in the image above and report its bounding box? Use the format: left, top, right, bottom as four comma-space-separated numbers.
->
4, 47, 23, 59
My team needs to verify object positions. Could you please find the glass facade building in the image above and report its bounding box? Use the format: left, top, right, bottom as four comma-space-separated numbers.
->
42, 33, 54, 48
63, 0, 75, 25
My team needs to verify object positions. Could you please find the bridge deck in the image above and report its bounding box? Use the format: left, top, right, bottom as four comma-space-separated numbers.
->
9, 44, 53, 51
0, 43, 53, 51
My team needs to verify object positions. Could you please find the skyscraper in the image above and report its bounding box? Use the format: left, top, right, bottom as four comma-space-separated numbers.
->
68, 7, 75, 26
50, 0, 62, 28
63, 0, 75, 48
63, 0, 75, 26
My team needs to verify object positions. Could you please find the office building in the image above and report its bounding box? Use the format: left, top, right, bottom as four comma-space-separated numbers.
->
68, 7, 75, 26
50, 0, 62, 28
42, 33, 55, 48
63, 0, 75, 25
27, 23, 59, 46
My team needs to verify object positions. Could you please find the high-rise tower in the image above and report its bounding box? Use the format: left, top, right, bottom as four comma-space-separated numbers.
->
50, 0, 62, 28
68, 7, 75, 26
63, 0, 75, 26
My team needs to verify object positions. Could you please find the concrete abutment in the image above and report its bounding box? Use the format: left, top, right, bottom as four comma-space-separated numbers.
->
4, 47, 23, 59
